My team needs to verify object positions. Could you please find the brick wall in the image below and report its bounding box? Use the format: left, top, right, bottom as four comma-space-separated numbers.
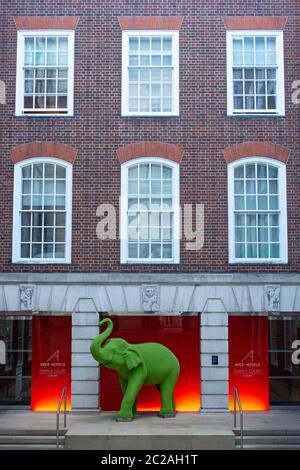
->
0, 1, 299, 273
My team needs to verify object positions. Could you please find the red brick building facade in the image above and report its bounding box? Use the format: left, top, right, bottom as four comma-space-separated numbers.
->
0, 1, 300, 412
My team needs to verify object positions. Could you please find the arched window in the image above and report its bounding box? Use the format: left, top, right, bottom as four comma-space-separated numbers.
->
228, 157, 287, 263
13, 157, 72, 263
121, 157, 179, 263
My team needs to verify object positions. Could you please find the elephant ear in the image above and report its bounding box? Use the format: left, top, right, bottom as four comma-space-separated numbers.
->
122, 347, 143, 370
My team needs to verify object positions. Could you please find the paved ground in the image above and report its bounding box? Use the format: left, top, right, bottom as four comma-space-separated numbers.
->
1, 409, 300, 449
1, 409, 300, 430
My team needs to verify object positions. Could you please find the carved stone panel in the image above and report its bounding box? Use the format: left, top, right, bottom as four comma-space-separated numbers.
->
141, 285, 159, 312
20, 284, 35, 311
264, 285, 280, 312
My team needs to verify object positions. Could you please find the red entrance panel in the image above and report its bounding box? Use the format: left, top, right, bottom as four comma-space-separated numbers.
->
31, 316, 71, 411
229, 316, 269, 411
100, 315, 200, 412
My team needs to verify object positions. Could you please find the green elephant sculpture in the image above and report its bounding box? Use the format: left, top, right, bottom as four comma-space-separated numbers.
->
90, 318, 180, 421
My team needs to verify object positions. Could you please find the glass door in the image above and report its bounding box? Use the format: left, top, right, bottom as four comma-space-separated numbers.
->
0, 317, 32, 406
269, 317, 300, 405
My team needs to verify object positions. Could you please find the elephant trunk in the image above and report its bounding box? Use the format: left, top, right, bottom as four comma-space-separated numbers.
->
90, 318, 113, 364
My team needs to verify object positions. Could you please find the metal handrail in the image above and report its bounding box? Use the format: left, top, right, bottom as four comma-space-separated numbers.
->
233, 386, 244, 449
56, 386, 67, 448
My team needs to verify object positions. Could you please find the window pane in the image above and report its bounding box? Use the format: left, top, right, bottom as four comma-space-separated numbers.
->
235, 243, 245, 258
258, 196, 268, 210
151, 244, 161, 258
246, 164, 255, 178
128, 244, 138, 258
244, 37, 254, 50
235, 228, 245, 242
247, 243, 257, 258
269, 196, 278, 210
234, 166, 244, 178
235, 214, 245, 226
139, 244, 149, 258
270, 244, 280, 258
231, 35, 279, 114
258, 228, 268, 242
246, 196, 256, 210
233, 161, 283, 261
233, 39, 243, 51
19, 162, 68, 260
162, 244, 172, 259
126, 162, 174, 261
56, 165, 66, 179
25, 37, 34, 51
163, 37, 172, 51
259, 244, 268, 258
235, 196, 244, 210
258, 180, 267, 194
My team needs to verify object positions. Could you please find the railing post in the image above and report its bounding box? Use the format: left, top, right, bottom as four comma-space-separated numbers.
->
56, 411, 60, 448
64, 387, 67, 428
240, 409, 244, 449
233, 386, 243, 450
56, 387, 67, 449
234, 387, 237, 428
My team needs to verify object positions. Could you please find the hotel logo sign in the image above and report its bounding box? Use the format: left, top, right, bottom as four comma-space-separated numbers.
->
39, 349, 67, 378
234, 349, 262, 379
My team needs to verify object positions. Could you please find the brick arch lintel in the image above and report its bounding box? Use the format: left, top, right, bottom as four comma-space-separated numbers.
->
14, 16, 80, 30
11, 142, 78, 165
116, 141, 184, 164
118, 16, 183, 30
223, 141, 289, 165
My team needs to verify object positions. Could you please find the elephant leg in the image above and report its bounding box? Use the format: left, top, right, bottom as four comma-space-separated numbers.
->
117, 366, 145, 422
132, 400, 141, 418
158, 370, 178, 418
119, 376, 128, 395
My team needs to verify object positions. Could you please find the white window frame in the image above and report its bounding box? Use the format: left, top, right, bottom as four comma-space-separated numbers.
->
15, 30, 75, 117
12, 157, 72, 264
121, 30, 179, 117
226, 30, 285, 116
228, 156, 288, 264
120, 157, 180, 264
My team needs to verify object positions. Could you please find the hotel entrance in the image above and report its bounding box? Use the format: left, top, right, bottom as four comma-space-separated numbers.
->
269, 317, 300, 406
0, 316, 32, 406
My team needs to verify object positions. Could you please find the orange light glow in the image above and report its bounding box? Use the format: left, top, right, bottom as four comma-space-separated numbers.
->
32, 398, 71, 412
229, 316, 269, 412
229, 395, 269, 412
100, 315, 201, 413
31, 317, 71, 412
137, 393, 201, 412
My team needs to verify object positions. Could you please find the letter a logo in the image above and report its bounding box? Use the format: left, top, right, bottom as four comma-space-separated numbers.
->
46, 350, 59, 363
241, 350, 254, 363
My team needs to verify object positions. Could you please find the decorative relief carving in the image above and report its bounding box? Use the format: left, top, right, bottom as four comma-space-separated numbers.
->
141, 285, 159, 312
20, 284, 35, 311
264, 285, 280, 311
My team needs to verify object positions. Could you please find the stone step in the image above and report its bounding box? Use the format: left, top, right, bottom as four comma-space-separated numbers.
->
237, 444, 300, 450
0, 444, 64, 450
0, 435, 65, 445
235, 435, 300, 445
0, 428, 67, 436
234, 428, 300, 437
